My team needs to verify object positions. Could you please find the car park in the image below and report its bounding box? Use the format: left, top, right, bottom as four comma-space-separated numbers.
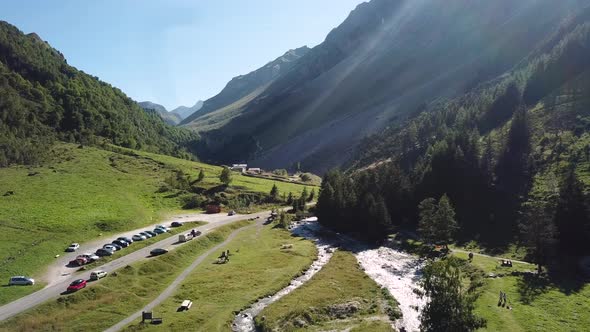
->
8, 276, 35, 286
132, 234, 146, 241
117, 236, 133, 244
145, 230, 157, 237
171, 221, 182, 227
67, 279, 87, 292
150, 248, 168, 256
95, 248, 114, 257
65, 243, 80, 252
153, 228, 166, 234
112, 240, 129, 248
77, 253, 99, 262
89, 270, 107, 280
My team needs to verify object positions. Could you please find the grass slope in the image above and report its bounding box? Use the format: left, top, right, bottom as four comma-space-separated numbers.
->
256, 251, 398, 332
451, 252, 590, 331
0, 143, 311, 304
0, 220, 251, 332
123, 223, 317, 331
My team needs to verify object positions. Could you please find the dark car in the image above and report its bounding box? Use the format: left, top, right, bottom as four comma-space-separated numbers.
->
112, 240, 129, 248
67, 279, 87, 292
145, 230, 157, 237
117, 236, 133, 244
150, 248, 168, 256
171, 221, 182, 227
95, 248, 114, 257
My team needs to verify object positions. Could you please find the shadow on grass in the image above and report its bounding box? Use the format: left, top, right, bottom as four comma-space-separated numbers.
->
517, 274, 550, 304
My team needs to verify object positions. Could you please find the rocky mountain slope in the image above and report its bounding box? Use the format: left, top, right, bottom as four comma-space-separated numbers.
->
180, 46, 310, 129
192, 0, 588, 173
172, 100, 204, 120
138, 101, 182, 125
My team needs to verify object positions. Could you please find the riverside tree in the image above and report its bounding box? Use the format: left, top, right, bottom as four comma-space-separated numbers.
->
419, 257, 486, 332
418, 194, 458, 249
519, 198, 557, 275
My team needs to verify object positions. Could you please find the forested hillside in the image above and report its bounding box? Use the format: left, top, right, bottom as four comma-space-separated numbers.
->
0, 21, 200, 167
317, 7, 590, 268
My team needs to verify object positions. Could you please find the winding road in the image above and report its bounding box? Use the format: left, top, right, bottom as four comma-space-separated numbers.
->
105, 220, 263, 332
0, 211, 271, 322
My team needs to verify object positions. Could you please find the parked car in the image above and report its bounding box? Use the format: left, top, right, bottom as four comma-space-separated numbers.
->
103, 244, 119, 252
117, 236, 133, 244
65, 243, 80, 252
67, 279, 87, 292
153, 228, 166, 235
228, 210, 236, 216
112, 240, 129, 248
89, 270, 107, 280
8, 276, 34, 286
139, 231, 152, 239
155, 225, 169, 232
145, 230, 157, 237
170, 221, 182, 228
132, 234, 146, 241
95, 248, 114, 257
69, 257, 88, 266
77, 253, 99, 262
150, 248, 168, 256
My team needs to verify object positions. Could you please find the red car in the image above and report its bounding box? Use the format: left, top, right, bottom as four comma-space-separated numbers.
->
68, 257, 88, 267
67, 279, 87, 292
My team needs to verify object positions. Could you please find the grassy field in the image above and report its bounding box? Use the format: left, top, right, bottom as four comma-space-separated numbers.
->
255, 251, 398, 332
451, 252, 590, 331
123, 222, 317, 331
0, 143, 312, 305
0, 220, 252, 332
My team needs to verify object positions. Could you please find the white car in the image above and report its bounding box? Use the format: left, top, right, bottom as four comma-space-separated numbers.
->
132, 234, 147, 241
9, 276, 35, 286
66, 243, 80, 252
103, 244, 118, 252
155, 225, 169, 232
89, 270, 107, 280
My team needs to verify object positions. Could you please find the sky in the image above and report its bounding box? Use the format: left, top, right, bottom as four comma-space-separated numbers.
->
1, 0, 365, 110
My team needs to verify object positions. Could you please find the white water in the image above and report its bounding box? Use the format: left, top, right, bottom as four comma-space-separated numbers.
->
355, 247, 426, 332
232, 221, 425, 332
231, 222, 336, 332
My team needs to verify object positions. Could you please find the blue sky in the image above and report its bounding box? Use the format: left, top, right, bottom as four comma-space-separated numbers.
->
1, 0, 365, 110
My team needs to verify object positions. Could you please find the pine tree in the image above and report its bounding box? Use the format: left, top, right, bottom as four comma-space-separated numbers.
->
419, 198, 438, 245
308, 188, 316, 202
519, 199, 557, 275
269, 184, 279, 202
420, 257, 486, 332
286, 192, 294, 205
219, 167, 233, 185
197, 169, 205, 182
436, 194, 459, 249
555, 167, 590, 255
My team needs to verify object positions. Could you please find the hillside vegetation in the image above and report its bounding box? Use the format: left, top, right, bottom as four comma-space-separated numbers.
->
0, 143, 310, 304
0, 21, 200, 167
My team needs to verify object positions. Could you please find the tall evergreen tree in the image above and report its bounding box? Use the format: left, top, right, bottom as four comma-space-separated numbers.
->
269, 183, 279, 202
519, 199, 557, 274
197, 169, 205, 182
555, 167, 590, 255
419, 198, 438, 244
420, 257, 486, 332
308, 188, 316, 202
436, 194, 459, 249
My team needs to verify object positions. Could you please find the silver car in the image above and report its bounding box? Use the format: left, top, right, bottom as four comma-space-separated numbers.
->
9, 276, 35, 286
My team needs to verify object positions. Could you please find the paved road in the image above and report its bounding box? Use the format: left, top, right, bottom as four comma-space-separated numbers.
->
0, 211, 271, 322
105, 220, 263, 332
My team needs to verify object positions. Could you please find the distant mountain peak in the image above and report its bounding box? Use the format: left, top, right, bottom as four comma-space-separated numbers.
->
171, 100, 204, 120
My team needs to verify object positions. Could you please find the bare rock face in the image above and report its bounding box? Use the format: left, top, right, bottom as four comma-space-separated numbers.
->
327, 301, 361, 319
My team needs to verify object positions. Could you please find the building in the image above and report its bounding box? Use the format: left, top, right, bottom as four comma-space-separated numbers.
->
230, 164, 248, 173
247, 168, 262, 174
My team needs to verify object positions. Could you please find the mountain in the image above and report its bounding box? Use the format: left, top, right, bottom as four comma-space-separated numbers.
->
138, 101, 182, 125
180, 46, 310, 129
192, 0, 588, 173
317, 4, 590, 246
172, 100, 204, 120
0, 21, 200, 166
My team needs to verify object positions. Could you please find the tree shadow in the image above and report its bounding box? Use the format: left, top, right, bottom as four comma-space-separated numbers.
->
517, 274, 550, 304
